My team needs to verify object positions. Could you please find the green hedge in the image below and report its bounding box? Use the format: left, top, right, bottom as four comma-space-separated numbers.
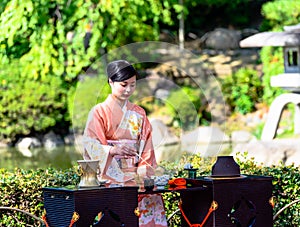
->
0, 63, 70, 143
0, 167, 79, 226
0, 154, 299, 226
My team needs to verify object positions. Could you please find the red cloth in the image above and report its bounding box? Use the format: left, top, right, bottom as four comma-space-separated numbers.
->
168, 178, 186, 189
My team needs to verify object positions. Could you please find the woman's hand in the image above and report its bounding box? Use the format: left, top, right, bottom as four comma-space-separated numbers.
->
110, 144, 137, 158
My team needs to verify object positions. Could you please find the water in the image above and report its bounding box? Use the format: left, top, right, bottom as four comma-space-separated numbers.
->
0, 142, 229, 171
0, 145, 82, 171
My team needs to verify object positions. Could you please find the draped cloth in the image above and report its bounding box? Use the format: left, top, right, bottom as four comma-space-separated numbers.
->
82, 94, 167, 227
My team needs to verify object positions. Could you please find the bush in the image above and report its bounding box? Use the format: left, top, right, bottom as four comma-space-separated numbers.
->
260, 0, 300, 32
221, 68, 263, 114
0, 154, 299, 227
0, 62, 70, 143
0, 167, 79, 226
260, 46, 285, 105
165, 86, 211, 131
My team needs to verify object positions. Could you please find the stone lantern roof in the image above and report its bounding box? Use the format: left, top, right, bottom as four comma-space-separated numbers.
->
240, 23, 300, 91
240, 24, 300, 47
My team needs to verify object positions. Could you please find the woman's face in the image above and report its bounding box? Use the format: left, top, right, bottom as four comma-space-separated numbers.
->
109, 76, 136, 103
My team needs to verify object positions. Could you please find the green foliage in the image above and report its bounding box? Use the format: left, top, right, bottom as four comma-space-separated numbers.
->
260, 0, 300, 31
0, 0, 174, 141
0, 167, 79, 226
164, 86, 211, 130
0, 62, 69, 143
260, 46, 285, 105
221, 68, 263, 114
0, 0, 173, 81
69, 75, 111, 133
252, 121, 265, 139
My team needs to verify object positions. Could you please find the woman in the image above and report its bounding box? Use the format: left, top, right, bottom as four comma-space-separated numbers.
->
82, 60, 168, 227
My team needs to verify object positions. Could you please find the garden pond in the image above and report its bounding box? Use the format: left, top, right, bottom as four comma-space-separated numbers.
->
0, 145, 82, 171
0, 142, 227, 171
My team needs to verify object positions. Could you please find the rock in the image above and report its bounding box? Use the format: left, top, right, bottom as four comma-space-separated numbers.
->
181, 126, 230, 157
151, 118, 179, 147
16, 137, 41, 157
43, 131, 64, 150
231, 139, 300, 166
16, 137, 41, 149
231, 130, 256, 145
0, 141, 9, 149
64, 133, 75, 145
202, 28, 241, 50
159, 29, 176, 43
150, 118, 180, 163
286, 148, 300, 166
154, 89, 170, 100
155, 143, 182, 164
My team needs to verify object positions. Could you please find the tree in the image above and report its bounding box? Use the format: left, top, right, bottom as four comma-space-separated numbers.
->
0, 0, 173, 142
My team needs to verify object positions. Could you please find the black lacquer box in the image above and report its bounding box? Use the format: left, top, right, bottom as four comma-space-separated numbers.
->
43, 186, 138, 227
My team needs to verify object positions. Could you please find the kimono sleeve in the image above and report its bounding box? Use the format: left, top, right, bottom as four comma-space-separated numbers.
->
82, 105, 111, 175
84, 105, 108, 143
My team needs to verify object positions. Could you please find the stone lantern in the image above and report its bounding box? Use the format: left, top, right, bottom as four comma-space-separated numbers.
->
240, 24, 300, 140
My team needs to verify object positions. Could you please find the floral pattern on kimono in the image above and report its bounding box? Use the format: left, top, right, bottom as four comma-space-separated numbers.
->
119, 110, 143, 138
138, 194, 168, 227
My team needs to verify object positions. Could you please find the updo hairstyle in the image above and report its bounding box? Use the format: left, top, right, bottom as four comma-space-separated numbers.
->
106, 60, 138, 82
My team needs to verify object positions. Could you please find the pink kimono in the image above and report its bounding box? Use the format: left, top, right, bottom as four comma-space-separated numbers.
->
82, 94, 167, 227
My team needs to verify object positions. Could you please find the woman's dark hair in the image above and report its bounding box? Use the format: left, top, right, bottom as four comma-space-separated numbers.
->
106, 60, 139, 82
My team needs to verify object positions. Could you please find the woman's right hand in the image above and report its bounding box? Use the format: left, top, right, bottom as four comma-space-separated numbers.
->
110, 144, 137, 158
